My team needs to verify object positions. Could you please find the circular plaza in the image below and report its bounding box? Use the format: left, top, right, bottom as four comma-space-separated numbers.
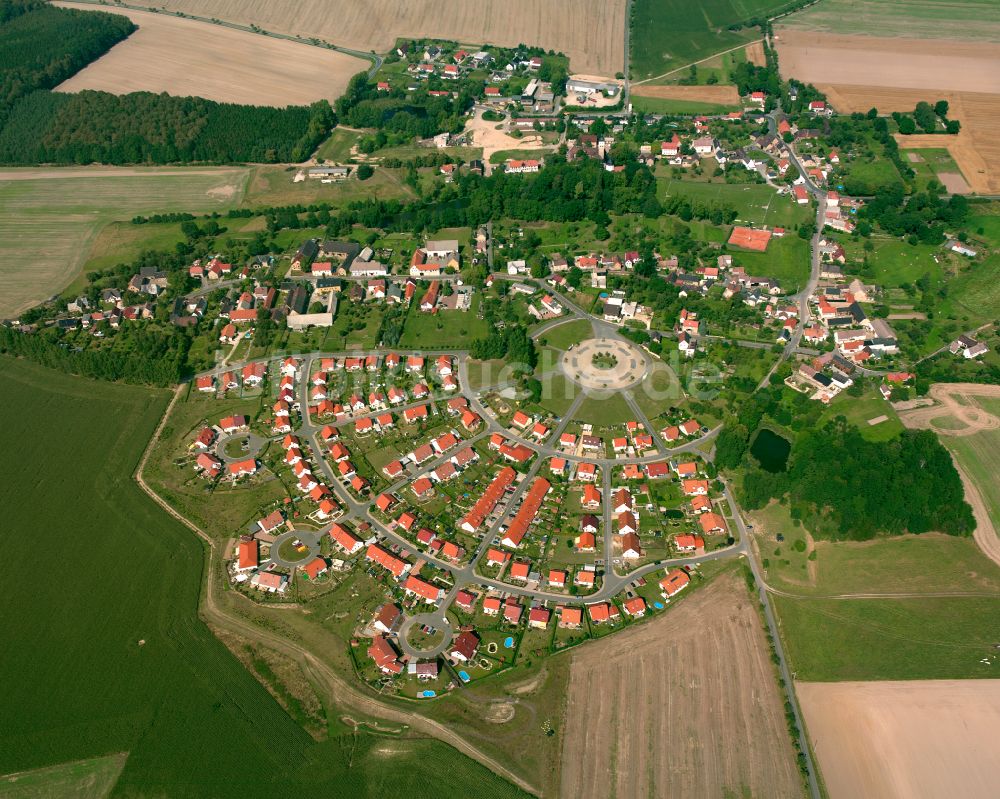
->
560, 337, 650, 392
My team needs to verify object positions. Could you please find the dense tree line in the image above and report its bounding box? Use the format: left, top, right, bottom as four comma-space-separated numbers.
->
0, 324, 188, 386
335, 71, 473, 142
470, 326, 536, 367
0, 90, 334, 164
861, 189, 968, 244
0, 0, 134, 121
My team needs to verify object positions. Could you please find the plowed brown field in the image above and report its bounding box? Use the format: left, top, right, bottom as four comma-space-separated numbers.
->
631, 83, 741, 104
153, 0, 626, 76
560, 571, 803, 799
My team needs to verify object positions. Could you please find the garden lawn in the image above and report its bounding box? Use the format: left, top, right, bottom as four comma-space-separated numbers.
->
398, 295, 490, 349
537, 319, 594, 351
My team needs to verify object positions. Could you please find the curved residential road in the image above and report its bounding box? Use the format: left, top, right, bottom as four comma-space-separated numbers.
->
133, 386, 539, 797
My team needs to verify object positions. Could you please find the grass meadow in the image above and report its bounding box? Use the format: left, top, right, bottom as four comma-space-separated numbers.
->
776, 0, 1000, 41
0, 169, 249, 318
631, 95, 740, 115
0, 357, 530, 798
630, 0, 789, 79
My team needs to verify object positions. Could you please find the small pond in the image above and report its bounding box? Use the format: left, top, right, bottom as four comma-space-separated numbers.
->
750, 428, 791, 473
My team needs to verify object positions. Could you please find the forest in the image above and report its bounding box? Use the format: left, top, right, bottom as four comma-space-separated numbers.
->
0, 0, 134, 121
0, 0, 334, 164
718, 394, 975, 540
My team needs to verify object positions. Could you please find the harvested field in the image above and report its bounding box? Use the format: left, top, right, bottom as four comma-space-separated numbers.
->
798, 681, 1000, 799
772, 30, 1000, 193
745, 40, 766, 66
775, 31, 1000, 94
154, 0, 625, 76
0, 167, 247, 318
53, 3, 364, 106
776, 0, 1000, 43
938, 171, 971, 193
560, 571, 803, 799
630, 83, 741, 104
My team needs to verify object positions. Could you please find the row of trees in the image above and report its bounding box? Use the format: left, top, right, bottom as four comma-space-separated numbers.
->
0, 325, 189, 386
0, 90, 334, 164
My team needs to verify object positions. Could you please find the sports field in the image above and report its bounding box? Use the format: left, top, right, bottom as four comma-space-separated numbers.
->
54, 2, 365, 105
0, 357, 530, 798
0, 167, 248, 318
658, 178, 812, 229
631, 0, 788, 80
155, 0, 626, 76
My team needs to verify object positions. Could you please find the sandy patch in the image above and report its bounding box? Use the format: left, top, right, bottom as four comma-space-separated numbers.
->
560, 572, 801, 799
154, 0, 625, 76
798, 680, 1000, 799
938, 171, 971, 193
463, 110, 553, 173
907, 151, 922, 162
867, 414, 889, 426
54, 3, 365, 106
745, 40, 766, 67
631, 83, 740, 104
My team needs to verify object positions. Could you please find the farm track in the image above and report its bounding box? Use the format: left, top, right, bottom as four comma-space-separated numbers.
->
133, 385, 541, 797
897, 383, 1000, 569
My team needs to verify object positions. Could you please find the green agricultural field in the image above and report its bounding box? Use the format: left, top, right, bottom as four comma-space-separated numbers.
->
838, 157, 904, 194
0, 357, 531, 798
732, 235, 812, 292
630, 0, 789, 79
240, 164, 415, 208
773, 593, 1000, 680
658, 178, 812, 229
631, 96, 740, 115
945, 254, 1000, 324
944, 416, 1000, 535
536, 319, 594, 351
842, 237, 944, 288
777, 0, 1000, 42
314, 127, 362, 162
0, 753, 128, 799
0, 168, 249, 318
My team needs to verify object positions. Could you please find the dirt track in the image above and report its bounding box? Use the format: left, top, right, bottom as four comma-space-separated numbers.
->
630, 84, 740, 104
897, 383, 1000, 437
560, 572, 802, 799
54, 2, 363, 105
798, 680, 1000, 799
899, 383, 1000, 568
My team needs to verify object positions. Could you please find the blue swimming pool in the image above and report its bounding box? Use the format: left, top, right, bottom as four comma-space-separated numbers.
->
654, 602, 664, 610
419, 690, 436, 698
458, 670, 471, 682
503, 636, 514, 648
